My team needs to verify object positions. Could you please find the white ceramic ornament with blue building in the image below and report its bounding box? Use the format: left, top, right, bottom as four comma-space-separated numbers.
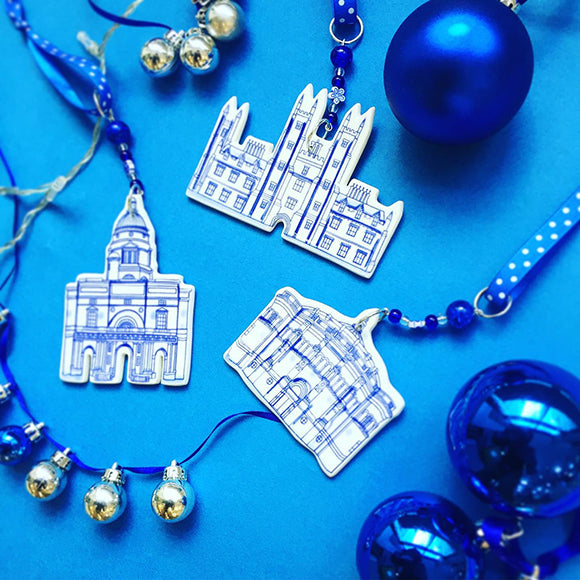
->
60, 192, 195, 386
225, 287, 405, 477
187, 85, 403, 278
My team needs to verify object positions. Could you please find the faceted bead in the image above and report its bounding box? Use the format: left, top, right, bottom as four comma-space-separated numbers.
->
106, 121, 131, 145
119, 150, 133, 162
388, 309, 402, 324
330, 46, 353, 68
326, 112, 338, 126
332, 75, 345, 89
425, 314, 439, 329
446, 300, 475, 329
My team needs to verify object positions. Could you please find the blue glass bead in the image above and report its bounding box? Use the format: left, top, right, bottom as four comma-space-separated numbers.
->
106, 121, 132, 145
448, 361, 580, 518
383, 0, 534, 144
332, 75, 345, 89
331, 46, 353, 68
425, 314, 439, 329
0, 425, 32, 465
388, 309, 402, 324
119, 150, 133, 162
326, 112, 338, 126
357, 491, 483, 580
446, 300, 475, 329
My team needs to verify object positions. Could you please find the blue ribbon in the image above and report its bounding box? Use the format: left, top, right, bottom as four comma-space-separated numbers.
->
88, 0, 171, 30
486, 187, 580, 309
333, 0, 358, 25
0, 146, 19, 300
0, 313, 280, 475
4, 0, 114, 117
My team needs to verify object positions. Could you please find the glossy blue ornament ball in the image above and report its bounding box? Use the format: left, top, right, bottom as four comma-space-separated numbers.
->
357, 491, 483, 580
0, 425, 32, 465
448, 361, 580, 518
384, 0, 534, 144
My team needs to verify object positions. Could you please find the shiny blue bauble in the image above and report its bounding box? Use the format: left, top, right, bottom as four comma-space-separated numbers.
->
448, 361, 580, 518
384, 0, 534, 144
356, 491, 483, 579
0, 425, 32, 465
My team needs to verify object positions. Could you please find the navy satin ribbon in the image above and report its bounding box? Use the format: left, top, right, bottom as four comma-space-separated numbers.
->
333, 0, 358, 25
4, 0, 114, 116
0, 314, 280, 475
88, 0, 171, 30
481, 514, 580, 577
0, 146, 19, 299
486, 186, 580, 310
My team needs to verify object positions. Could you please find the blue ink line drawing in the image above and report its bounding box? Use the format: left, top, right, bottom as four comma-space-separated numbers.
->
187, 85, 404, 278
224, 287, 405, 477
60, 193, 196, 386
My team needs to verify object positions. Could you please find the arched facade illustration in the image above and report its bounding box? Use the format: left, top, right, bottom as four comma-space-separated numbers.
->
60, 194, 196, 386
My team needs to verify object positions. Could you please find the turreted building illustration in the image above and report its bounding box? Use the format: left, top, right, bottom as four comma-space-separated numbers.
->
60, 194, 195, 386
187, 85, 403, 278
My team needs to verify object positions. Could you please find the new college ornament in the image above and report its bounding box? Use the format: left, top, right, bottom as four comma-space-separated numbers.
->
225, 287, 405, 476
187, 85, 403, 278
60, 192, 195, 386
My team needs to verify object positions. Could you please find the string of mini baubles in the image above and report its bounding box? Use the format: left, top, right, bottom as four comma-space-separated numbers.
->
88, 0, 245, 76
384, 0, 534, 144
356, 360, 580, 579
1, 0, 278, 525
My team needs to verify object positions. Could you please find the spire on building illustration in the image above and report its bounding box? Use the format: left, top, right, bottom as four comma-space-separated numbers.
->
105, 195, 156, 281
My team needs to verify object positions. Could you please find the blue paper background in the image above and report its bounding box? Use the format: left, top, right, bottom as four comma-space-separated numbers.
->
1, 0, 579, 578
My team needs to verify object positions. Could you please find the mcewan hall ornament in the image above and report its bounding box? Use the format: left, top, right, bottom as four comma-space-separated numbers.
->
60, 194, 196, 386
187, 85, 403, 278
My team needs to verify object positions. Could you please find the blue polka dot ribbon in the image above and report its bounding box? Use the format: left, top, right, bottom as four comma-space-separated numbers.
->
486, 187, 580, 309
4, 0, 113, 117
333, 0, 358, 25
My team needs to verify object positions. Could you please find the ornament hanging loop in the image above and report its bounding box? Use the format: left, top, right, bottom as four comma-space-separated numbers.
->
520, 565, 541, 580
473, 287, 513, 319
355, 308, 388, 332
329, 15, 364, 45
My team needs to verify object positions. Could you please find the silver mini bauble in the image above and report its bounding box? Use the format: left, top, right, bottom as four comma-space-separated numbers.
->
26, 448, 72, 501
0, 383, 11, 405
205, 1, 245, 42
151, 460, 195, 523
84, 463, 127, 524
180, 29, 220, 75
140, 30, 183, 77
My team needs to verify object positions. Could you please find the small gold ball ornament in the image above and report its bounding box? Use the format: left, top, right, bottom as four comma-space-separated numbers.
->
205, 0, 245, 42
25, 448, 72, 501
84, 463, 127, 524
180, 29, 220, 75
139, 30, 183, 78
151, 460, 195, 523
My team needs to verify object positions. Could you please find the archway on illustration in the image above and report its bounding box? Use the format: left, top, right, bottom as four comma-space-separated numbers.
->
109, 309, 144, 330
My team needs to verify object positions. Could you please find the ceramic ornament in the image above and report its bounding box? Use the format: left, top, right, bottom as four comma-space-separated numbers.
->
60, 193, 195, 386
187, 85, 403, 278
224, 287, 405, 477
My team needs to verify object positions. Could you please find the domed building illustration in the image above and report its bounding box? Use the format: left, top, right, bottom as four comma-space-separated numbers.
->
187, 85, 403, 278
60, 194, 195, 386
225, 287, 405, 476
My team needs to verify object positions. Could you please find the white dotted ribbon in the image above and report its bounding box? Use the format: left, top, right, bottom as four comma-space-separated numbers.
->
486, 187, 580, 309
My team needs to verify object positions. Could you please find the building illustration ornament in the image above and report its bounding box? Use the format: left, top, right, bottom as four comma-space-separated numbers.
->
60, 193, 196, 386
187, 85, 403, 278
225, 287, 405, 477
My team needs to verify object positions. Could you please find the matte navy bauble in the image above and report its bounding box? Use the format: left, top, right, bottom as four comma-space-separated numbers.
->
384, 0, 534, 144
448, 361, 580, 518
356, 491, 483, 580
